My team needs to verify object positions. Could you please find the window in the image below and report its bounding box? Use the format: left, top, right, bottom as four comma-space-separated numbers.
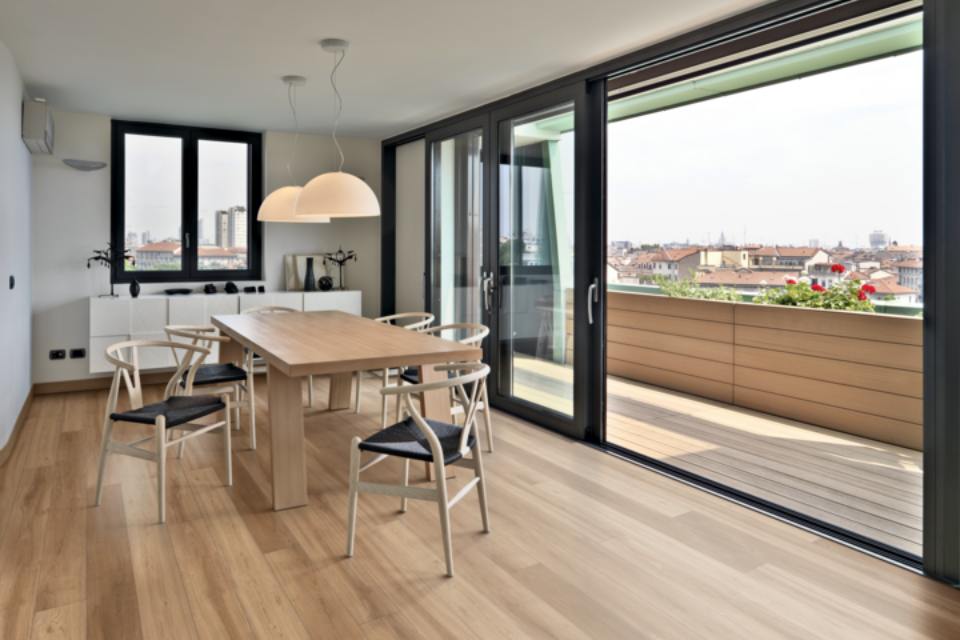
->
111, 121, 263, 282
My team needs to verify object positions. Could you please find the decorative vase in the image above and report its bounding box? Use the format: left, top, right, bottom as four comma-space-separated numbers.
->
129, 279, 140, 298
318, 275, 333, 291
304, 257, 318, 292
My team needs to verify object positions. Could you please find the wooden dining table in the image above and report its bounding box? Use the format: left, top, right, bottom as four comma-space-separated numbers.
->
212, 310, 482, 510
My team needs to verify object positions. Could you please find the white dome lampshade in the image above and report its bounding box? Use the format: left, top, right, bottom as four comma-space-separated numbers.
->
257, 186, 330, 223
295, 171, 380, 219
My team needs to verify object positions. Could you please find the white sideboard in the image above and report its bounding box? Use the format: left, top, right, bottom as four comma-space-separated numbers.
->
89, 291, 362, 373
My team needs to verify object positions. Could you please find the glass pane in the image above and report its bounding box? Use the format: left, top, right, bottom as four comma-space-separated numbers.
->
605, 15, 922, 557
431, 129, 483, 325
124, 134, 182, 271
498, 103, 575, 415
198, 140, 249, 271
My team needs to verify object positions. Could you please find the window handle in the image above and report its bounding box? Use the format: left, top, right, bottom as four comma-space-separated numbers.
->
587, 277, 599, 325
185, 232, 190, 249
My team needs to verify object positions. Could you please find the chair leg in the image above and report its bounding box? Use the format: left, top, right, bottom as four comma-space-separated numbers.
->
346, 437, 361, 557
156, 417, 167, 524
223, 396, 233, 487
400, 459, 410, 513
473, 444, 490, 533
234, 385, 241, 431
481, 383, 494, 453
379, 369, 389, 428
307, 375, 315, 408
177, 440, 186, 459
94, 419, 114, 506
435, 461, 454, 577
354, 371, 362, 414
247, 371, 257, 450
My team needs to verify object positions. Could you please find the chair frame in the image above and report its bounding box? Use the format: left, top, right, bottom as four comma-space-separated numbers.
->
94, 339, 233, 524
346, 363, 491, 577
165, 324, 256, 451
354, 312, 435, 422
398, 323, 494, 452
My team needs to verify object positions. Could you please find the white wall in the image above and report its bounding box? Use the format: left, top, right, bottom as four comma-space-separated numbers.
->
395, 139, 425, 313
0, 39, 32, 447
30, 112, 382, 384
263, 131, 381, 318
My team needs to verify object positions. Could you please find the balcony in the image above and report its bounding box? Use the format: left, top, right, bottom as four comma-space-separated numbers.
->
520, 289, 923, 556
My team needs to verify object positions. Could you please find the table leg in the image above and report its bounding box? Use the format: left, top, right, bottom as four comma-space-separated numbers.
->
268, 365, 308, 510
220, 337, 242, 365
328, 373, 354, 410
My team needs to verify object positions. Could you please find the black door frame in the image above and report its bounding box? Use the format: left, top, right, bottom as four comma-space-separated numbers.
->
422, 115, 492, 333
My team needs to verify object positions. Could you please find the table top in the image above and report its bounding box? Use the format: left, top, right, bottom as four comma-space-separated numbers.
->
212, 311, 482, 377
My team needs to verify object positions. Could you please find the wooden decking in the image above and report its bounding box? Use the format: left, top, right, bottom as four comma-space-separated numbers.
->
514, 356, 923, 557
0, 373, 954, 638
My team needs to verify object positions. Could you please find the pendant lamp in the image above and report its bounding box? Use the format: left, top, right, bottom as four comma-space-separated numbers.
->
295, 39, 380, 219
258, 75, 330, 223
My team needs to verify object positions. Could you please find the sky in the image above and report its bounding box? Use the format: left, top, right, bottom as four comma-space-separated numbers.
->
607, 50, 923, 249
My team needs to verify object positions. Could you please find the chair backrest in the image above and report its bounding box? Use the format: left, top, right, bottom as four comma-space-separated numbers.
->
375, 311, 434, 332
102, 339, 211, 419
243, 305, 298, 315
422, 323, 488, 347
383, 363, 490, 460
164, 325, 228, 366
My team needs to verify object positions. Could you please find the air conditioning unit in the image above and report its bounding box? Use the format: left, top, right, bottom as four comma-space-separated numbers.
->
22, 99, 54, 154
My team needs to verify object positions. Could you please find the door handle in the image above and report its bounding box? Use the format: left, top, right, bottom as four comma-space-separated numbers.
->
587, 277, 599, 325
482, 272, 495, 312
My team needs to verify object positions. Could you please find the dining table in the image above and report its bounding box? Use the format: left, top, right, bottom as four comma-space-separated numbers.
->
212, 310, 482, 510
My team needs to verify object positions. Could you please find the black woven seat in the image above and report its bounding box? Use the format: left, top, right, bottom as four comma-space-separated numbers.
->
399, 368, 419, 385
181, 362, 247, 387
358, 417, 475, 464
110, 395, 225, 427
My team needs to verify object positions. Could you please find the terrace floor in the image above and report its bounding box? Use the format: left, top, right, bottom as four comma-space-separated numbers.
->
513, 357, 923, 558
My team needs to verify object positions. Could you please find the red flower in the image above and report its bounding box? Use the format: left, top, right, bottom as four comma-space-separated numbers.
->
858, 290, 867, 301
811, 283, 826, 292
861, 283, 877, 294
785, 278, 797, 285
830, 263, 846, 274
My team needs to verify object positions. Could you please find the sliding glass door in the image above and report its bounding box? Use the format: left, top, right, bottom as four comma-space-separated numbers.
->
488, 87, 601, 438
427, 121, 486, 326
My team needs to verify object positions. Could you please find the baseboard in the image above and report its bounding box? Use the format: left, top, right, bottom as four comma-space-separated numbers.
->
0, 387, 34, 468
33, 372, 172, 396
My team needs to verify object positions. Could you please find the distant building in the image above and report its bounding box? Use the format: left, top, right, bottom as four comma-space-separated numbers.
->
748, 246, 829, 271
896, 259, 923, 300
697, 269, 799, 296
869, 230, 889, 250
135, 242, 181, 270
651, 247, 702, 280
215, 206, 248, 248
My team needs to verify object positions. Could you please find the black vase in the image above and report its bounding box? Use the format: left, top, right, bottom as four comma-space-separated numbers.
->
303, 257, 318, 292
129, 279, 140, 298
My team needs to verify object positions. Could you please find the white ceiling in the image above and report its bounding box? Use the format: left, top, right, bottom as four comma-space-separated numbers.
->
0, 0, 768, 138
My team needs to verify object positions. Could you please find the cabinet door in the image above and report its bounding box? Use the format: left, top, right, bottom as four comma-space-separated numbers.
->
90, 299, 131, 337
303, 291, 362, 315
90, 335, 128, 373
131, 298, 168, 334
168, 297, 206, 326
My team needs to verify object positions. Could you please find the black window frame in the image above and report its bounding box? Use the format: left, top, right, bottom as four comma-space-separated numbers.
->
111, 120, 263, 284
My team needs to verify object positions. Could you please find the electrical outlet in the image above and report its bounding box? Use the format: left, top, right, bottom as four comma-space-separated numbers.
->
49, 349, 66, 360
69, 348, 86, 359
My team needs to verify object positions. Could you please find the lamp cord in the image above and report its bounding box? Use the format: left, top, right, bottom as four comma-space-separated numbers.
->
286, 82, 300, 183
330, 48, 346, 172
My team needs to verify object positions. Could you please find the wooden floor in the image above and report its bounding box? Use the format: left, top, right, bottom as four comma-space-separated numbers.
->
1, 374, 957, 639
513, 356, 923, 557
